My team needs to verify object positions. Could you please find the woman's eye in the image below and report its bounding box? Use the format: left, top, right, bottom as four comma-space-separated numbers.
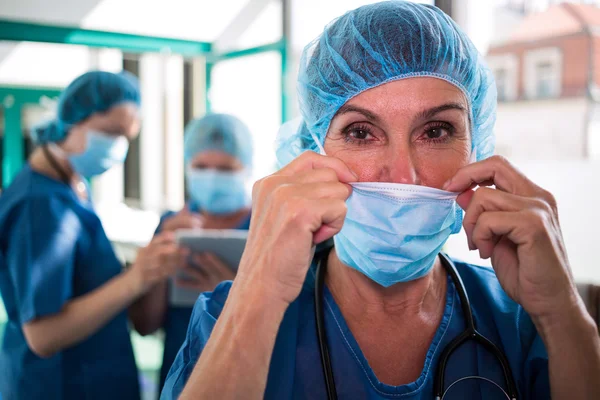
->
426, 127, 447, 139
343, 124, 375, 142
350, 128, 370, 140
422, 123, 455, 142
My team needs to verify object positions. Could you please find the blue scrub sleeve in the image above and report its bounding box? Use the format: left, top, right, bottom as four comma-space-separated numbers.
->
516, 308, 551, 399
6, 196, 80, 323
160, 281, 231, 399
154, 210, 177, 235
524, 335, 550, 399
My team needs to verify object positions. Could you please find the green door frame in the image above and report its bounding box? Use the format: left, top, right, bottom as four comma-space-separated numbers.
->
0, 86, 62, 187
0, 19, 291, 186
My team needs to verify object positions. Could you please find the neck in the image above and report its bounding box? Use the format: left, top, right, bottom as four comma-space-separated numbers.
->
326, 249, 446, 317
30, 144, 75, 183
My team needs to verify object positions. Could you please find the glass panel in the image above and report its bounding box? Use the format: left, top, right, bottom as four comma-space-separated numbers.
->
0, 41, 92, 87
22, 104, 49, 158
211, 52, 282, 187
536, 62, 554, 98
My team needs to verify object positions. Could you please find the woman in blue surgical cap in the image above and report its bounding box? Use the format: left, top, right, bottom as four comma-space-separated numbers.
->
140, 113, 253, 391
0, 71, 187, 400
162, 2, 600, 399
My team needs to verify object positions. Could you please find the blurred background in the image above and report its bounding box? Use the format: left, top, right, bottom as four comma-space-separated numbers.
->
0, 0, 598, 398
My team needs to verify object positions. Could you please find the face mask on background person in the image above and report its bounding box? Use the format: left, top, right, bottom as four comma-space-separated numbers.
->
186, 167, 249, 215
68, 130, 130, 178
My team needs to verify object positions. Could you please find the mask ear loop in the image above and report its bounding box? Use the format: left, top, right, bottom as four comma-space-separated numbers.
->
308, 128, 327, 156
449, 146, 478, 234
469, 145, 478, 163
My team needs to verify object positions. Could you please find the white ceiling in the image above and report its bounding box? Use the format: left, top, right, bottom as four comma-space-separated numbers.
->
0, 0, 257, 86
0, 0, 251, 42
0, 0, 103, 25
0, 0, 433, 87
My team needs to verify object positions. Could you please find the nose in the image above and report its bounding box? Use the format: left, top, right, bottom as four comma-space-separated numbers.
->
379, 140, 420, 185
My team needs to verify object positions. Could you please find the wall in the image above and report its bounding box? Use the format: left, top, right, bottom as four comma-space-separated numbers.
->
588, 102, 600, 158
488, 34, 590, 99
446, 160, 600, 284
493, 96, 588, 160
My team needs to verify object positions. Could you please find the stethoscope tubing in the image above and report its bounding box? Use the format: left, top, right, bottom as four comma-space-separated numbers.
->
314, 250, 519, 400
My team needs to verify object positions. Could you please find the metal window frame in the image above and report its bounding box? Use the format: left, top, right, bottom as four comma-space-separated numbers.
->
0, 12, 291, 187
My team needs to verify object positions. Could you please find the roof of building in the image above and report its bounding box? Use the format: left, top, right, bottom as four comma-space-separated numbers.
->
507, 3, 600, 44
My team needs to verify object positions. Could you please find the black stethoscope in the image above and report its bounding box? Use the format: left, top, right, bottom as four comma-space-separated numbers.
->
314, 248, 519, 400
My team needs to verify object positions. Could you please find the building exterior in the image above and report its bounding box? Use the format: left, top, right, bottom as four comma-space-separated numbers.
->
486, 3, 600, 160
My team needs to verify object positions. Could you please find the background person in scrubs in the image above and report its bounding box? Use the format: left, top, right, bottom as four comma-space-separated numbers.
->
0, 71, 187, 400
162, 2, 600, 399
139, 113, 253, 392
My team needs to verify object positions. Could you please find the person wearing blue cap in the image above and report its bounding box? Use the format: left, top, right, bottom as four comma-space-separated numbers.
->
0, 71, 188, 399
162, 2, 600, 399
139, 113, 253, 392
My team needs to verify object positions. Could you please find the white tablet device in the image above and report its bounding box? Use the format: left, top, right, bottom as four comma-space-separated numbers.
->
169, 229, 248, 307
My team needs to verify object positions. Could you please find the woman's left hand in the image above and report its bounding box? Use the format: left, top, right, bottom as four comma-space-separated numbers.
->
444, 155, 580, 324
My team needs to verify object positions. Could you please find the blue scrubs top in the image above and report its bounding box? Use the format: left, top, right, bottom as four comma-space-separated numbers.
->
155, 206, 251, 391
0, 165, 140, 400
161, 254, 550, 399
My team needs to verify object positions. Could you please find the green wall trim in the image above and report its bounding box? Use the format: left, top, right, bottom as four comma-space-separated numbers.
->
0, 20, 212, 55
0, 85, 62, 105
211, 40, 284, 62
3, 105, 22, 186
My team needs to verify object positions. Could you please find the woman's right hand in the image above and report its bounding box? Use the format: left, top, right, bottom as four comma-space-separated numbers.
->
235, 152, 357, 306
128, 232, 189, 294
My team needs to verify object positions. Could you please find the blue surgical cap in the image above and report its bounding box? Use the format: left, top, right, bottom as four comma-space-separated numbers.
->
276, 0, 496, 166
31, 70, 141, 144
183, 113, 253, 168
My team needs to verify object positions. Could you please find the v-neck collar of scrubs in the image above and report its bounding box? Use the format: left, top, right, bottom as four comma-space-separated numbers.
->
322, 273, 457, 396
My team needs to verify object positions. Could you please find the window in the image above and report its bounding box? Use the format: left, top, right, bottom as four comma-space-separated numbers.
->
495, 68, 508, 102
486, 54, 518, 102
535, 62, 554, 98
524, 47, 562, 99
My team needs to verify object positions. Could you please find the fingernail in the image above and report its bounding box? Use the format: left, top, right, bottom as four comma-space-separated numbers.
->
468, 238, 475, 251
442, 179, 452, 190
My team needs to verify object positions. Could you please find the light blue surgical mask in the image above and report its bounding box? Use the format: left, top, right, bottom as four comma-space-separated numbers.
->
186, 168, 249, 215
333, 182, 463, 286
69, 130, 129, 178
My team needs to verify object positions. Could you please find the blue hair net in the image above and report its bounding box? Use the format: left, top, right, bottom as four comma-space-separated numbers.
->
183, 114, 253, 168
276, 0, 496, 166
31, 70, 141, 144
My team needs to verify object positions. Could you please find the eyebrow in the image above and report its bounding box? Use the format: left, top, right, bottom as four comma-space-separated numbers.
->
335, 102, 468, 124
415, 103, 468, 121
336, 104, 382, 124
